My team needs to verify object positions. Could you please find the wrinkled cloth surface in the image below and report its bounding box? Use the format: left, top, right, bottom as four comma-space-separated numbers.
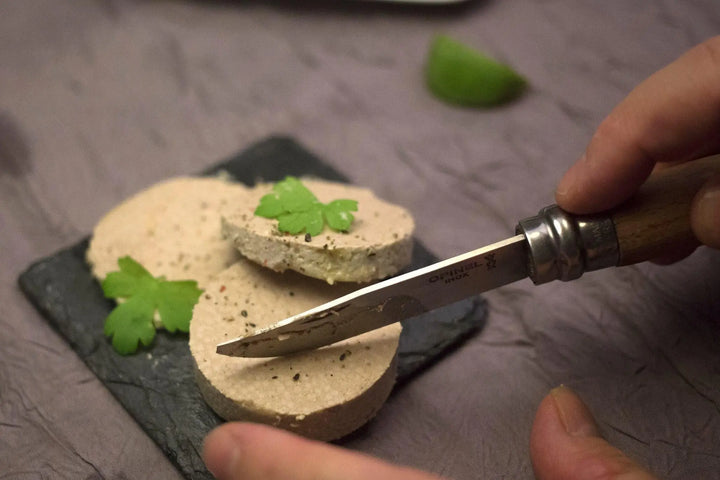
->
1, 1, 719, 478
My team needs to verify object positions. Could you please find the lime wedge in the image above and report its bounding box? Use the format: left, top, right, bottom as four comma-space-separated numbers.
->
426, 35, 526, 107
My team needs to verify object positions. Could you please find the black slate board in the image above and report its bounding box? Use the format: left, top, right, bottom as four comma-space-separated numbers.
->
18, 136, 487, 480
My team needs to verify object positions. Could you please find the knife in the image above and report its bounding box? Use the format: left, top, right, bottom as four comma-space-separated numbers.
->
217, 154, 720, 358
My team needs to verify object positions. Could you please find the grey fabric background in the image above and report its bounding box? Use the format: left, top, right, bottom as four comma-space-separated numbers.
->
1, 1, 719, 478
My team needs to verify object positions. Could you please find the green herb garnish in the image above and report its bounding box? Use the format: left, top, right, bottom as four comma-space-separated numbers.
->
425, 34, 526, 107
101, 256, 203, 355
254, 176, 358, 235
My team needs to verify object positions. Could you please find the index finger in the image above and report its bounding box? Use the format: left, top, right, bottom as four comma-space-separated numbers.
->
556, 36, 720, 214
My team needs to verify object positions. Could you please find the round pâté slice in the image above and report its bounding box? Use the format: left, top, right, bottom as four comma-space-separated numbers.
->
221, 178, 415, 284
87, 176, 250, 287
189, 261, 402, 441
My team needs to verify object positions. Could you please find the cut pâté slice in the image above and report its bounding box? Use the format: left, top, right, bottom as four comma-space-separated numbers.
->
222, 178, 414, 284
190, 260, 402, 441
426, 35, 526, 107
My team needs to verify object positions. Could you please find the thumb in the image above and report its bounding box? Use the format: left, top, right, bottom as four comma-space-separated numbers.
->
692, 173, 720, 249
530, 386, 657, 480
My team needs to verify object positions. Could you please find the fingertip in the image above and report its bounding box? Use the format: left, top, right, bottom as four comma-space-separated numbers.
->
555, 155, 590, 213
692, 174, 720, 249
549, 386, 600, 438
530, 386, 588, 480
203, 423, 266, 480
554, 164, 578, 207
558, 162, 659, 217
530, 386, 657, 480
554, 150, 646, 215
530, 385, 600, 463
203, 424, 241, 480
203, 422, 443, 480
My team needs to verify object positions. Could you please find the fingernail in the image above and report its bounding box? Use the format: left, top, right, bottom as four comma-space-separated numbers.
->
550, 385, 600, 438
203, 427, 241, 479
693, 175, 720, 249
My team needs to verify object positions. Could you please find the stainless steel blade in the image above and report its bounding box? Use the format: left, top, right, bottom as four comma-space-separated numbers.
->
216, 234, 529, 357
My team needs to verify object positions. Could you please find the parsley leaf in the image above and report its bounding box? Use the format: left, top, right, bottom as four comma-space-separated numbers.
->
254, 176, 358, 236
104, 295, 156, 355
324, 199, 358, 231
101, 256, 203, 355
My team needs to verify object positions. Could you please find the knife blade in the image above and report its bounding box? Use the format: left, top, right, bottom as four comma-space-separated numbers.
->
217, 154, 720, 358
217, 234, 528, 357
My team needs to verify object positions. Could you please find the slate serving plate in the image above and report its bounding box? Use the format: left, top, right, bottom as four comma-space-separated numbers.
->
18, 136, 487, 480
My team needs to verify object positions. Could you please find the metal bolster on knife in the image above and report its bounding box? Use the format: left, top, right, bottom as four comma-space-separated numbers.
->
516, 205, 619, 285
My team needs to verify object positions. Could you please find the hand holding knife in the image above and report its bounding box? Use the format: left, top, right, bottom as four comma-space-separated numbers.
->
217, 154, 720, 358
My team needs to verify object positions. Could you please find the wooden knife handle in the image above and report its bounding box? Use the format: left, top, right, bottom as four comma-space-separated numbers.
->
612, 154, 720, 265
518, 154, 720, 285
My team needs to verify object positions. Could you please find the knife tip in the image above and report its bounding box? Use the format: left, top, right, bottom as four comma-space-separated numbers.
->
216, 337, 246, 357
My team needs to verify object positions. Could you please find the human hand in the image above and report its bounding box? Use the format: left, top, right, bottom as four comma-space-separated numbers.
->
202, 387, 655, 480
556, 36, 720, 262
202, 421, 443, 480
529, 386, 656, 480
